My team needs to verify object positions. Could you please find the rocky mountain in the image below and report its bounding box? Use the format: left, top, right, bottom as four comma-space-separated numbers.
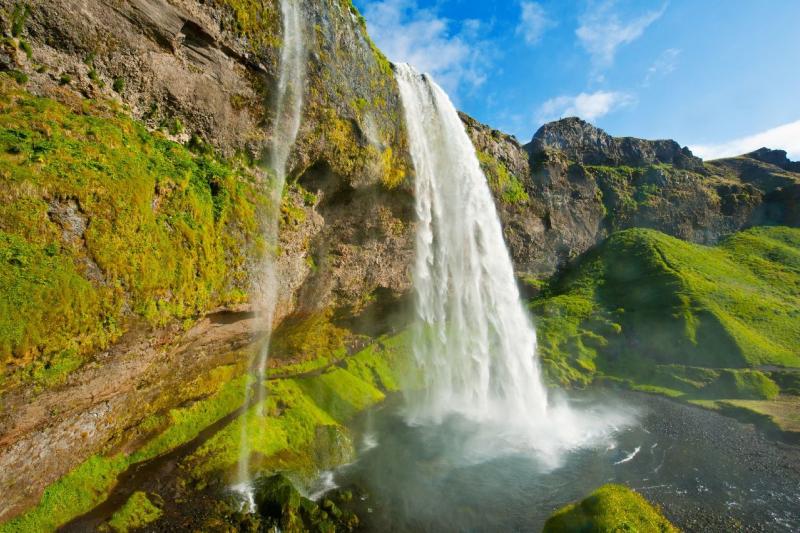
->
463, 114, 800, 283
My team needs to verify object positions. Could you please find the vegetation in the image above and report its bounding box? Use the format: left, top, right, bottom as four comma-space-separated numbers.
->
532, 227, 800, 391
0, 364, 250, 532
187, 332, 409, 479
105, 492, 163, 533
254, 473, 358, 532
0, 76, 265, 385
543, 484, 678, 533
215, 0, 281, 52
477, 151, 529, 204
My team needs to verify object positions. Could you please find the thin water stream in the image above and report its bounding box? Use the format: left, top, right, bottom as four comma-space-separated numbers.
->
237, 0, 307, 496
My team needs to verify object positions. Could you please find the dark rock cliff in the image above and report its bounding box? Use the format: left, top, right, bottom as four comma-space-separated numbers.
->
464, 115, 800, 282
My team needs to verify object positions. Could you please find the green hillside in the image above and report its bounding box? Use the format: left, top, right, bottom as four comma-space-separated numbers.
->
533, 226, 800, 400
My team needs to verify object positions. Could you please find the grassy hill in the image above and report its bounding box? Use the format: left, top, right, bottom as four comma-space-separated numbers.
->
532, 226, 800, 403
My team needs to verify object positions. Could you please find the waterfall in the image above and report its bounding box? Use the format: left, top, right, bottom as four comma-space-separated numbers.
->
395, 64, 633, 462
396, 63, 548, 424
236, 0, 307, 498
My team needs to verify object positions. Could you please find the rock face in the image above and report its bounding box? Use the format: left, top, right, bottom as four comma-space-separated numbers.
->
0, 0, 413, 523
464, 115, 800, 281
0, 0, 414, 324
528, 117, 704, 171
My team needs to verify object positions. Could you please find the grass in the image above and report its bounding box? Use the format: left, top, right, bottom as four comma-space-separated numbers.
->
0, 76, 266, 385
543, 484, 678, 533
477, 151, 529, 205
532, 226, 800, 389
105, 492, 162, 533
0, 364, 250, 532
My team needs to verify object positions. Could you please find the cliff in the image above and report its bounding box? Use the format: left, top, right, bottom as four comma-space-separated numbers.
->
0, 0, 413, 524
462, 114, 800, 282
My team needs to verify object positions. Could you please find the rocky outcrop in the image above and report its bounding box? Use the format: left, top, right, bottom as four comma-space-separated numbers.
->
0, 0, 414, 325
463, 115, 800, 281
528, 117, 705, 172
0, 311, 262, 522
747, 147, 800, 172
0, 0, 413, 524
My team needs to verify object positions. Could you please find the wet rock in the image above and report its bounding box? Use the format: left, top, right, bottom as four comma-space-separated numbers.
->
254, 474, 358, 532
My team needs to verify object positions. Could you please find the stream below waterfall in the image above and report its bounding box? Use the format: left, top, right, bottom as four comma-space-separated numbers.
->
317, 390, 800, 533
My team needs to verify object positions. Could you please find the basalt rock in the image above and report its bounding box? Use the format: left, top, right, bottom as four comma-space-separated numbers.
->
528, 116, 704, 172
463, 113, 800, 281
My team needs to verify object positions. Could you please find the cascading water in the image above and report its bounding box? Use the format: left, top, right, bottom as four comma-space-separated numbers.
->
396, 63, 549, 424
236, 0, 307, 500
395, 64, 633, 464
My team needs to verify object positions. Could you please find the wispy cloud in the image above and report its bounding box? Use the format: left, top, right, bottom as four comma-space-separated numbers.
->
516, 2, 554, 46
643, 47, 681, 86
577, 1, 667, 69
690, 120, 800, 161
537, 91, 635, 123
360, 0, 490, 99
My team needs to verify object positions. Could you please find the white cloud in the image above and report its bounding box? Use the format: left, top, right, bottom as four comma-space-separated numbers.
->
577, 1, 667, 69
643, 47, 680, 85
537, 91, 635, 123
360, 0, 489, 99
690, 120, 800, 161
516, 2, 554, 46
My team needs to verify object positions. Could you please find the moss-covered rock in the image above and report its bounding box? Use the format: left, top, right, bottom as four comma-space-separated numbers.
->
543, 484, 678, 533
0, 76, 265, 385
254, 473, 358, 532
104, 491, 163, 533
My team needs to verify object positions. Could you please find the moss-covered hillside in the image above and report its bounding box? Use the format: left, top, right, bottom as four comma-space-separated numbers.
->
0, 75, 266, 388
533, 226, 800, 400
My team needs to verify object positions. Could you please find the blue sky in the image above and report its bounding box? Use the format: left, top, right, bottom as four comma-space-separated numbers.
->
353, 0, 800, 159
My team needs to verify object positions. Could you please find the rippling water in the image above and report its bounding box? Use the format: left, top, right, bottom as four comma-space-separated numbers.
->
321, 390, 800, 532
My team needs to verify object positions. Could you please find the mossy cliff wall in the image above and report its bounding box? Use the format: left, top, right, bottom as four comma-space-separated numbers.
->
0, 0, 413, 524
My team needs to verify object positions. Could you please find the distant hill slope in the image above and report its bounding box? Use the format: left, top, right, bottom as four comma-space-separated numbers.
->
532, 226, 800, 393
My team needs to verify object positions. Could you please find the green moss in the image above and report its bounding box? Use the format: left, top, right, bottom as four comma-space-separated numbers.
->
105, 492, 163, 533
702, 369, 780, 400
308, 107, 407, 190
187, 332, 409, 479
543, 484, 678, 533
2, 365, 250, 531
477, 151, 529, 204
0, 454, 129, 533
215, 0, 281, 52
0, 78, 265, 384
3, 70, 27, 85
17, 39, 32, 60
112, 77, 125, 94
270, 309, 349, 364
10, 3, 28, 38
533, 227, 800, 387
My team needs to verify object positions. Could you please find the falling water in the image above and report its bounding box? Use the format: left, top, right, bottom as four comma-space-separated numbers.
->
395, 64, 633, 463
395, 63, 548, 424
236, 0, 307, 500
